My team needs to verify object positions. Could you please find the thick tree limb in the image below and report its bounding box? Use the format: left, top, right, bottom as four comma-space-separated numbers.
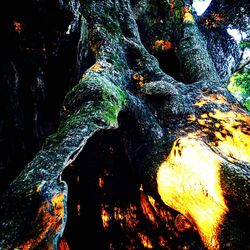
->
179, 10, 220, 83
0, 68, 126, 248
0, 1, 249, 249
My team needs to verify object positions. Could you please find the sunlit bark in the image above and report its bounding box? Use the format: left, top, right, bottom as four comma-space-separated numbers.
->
0, 0, 249, 249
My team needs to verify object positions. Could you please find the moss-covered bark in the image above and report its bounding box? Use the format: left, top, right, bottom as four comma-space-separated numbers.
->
0, 66, 126, 250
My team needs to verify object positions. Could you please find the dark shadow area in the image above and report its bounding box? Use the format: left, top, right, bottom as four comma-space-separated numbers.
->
62, 129, 137, 249
0, 3, 93, 193
152, 48, 184, 82
61, 128, 204, 250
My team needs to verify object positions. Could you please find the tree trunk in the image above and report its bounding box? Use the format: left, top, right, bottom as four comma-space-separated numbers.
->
0, 0, 249, 249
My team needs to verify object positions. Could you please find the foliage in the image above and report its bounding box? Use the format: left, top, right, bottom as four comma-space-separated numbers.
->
228, 68, 250, 111
228, 32, 250, 111
239, 40, 250, 50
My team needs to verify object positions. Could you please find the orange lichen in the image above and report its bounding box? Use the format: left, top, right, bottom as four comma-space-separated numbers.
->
187, 114, 196, 121
164, 41, 172, 50
152, 40, 172, 51
183, 6, 189, 14
170, 0, 175, 10
183, 6, 194, 23
138, 77, 144, 87
133, 74, 145, 87
133, 74, 140, 81
90, 63, 103, 72
157, 137, 228, 249
209, 94, 228, 105
13, 20, 22, 33
201, 113, 208, 119
205, 13, 225, 28
137, 232, 153, 249
194, 99, 209, 107
16, 193, 65, 249
194, 94, 229, 107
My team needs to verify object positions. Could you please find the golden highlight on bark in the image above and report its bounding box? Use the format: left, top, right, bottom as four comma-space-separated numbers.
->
137, 232, 153, 249
194, 94, 229, 107
183, 13, 194, 23
89, 63, 104, 72
183, 6, 195, 23
13, 20, 22, 33
209, 110, 250, 163
58, 239, 70, 250
16, 193, 65, 249
140, 191, 157, 226
188, 109, 250, 163
101, 205, 110, 229
157, 138, 228, 249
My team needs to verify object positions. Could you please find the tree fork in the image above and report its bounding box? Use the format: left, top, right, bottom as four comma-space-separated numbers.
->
0, 0, 249, 249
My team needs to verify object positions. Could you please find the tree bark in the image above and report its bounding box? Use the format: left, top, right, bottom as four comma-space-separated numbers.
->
0, 0, 249, 249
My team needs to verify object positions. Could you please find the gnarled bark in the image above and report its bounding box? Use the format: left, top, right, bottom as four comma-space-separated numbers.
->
0, 0, 249, 249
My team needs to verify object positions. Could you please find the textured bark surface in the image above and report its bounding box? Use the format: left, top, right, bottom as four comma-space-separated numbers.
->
0, 0, 249, 249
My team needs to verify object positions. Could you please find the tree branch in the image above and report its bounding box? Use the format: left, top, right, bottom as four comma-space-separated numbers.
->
234, 58, 250, 73
0, 66, 126, 248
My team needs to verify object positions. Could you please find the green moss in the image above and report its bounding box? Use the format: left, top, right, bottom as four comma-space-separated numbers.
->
101, 90, 126, 124
104, 17, 122, 36
106, 52, 125, 72
45, 74, 126, 146
99, 76, 126, 123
